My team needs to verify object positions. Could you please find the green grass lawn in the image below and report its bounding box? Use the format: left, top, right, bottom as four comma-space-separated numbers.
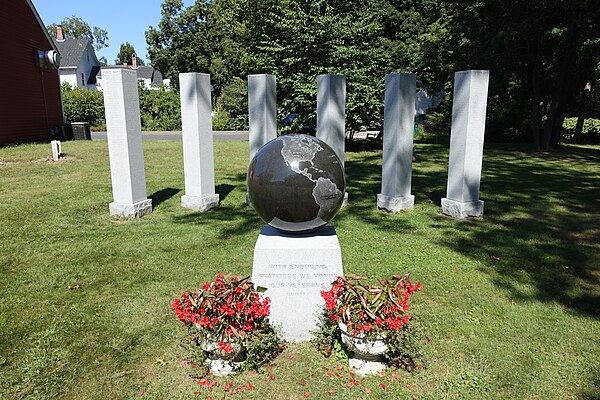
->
0, 140, 598, 400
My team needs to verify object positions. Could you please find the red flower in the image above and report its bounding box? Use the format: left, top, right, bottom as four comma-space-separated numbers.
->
379, 383, 388, 390
303, 394, 310, 398
217, 342, 233, 353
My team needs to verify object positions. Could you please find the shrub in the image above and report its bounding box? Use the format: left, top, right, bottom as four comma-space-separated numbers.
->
138, 86, 182, 131
61, 83, 105, 125
212, 111, 231, 131
216, 77, 248, 130
561, 118, 600, 144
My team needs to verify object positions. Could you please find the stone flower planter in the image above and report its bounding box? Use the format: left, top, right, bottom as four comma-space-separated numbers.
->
197, 336, 245, 376
339, 322, 388, 376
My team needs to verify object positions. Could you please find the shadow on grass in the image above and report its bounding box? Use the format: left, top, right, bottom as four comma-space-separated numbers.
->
150, 188, 181, 208
176, 143, 600, 319
172, 204, 263, 240
339, 143, 599, 319
216, 184, 236, 201
431, 145, 600, 319
171, 172, 261, 239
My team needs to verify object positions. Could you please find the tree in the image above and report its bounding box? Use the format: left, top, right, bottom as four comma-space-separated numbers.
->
146, 0, 245, 92
414, 0, 600, 150
115, 42, 146, 66
47, 16, 108, 51
146, 0, 600, 147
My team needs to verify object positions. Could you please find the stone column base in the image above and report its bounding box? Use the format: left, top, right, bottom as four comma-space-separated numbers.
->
441, 198, 484, 218
341, 191, 349, 208
109, 199, 153, 218
377, 194, 414, 212
181, 194, 220, 212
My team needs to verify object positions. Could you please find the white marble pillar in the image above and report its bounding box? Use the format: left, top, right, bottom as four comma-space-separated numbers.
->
102, 68, 152, 218
317, 74, 347, 205
247, 74, 277, 205
179, 73, 219, 212
248, 74, 277, 161
377, 73, 416, 212
441, 70, 490, 218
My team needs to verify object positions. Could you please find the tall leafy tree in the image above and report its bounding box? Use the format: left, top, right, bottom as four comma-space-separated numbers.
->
416, 0, 600, 149
47, 16, 108, 51
115, 42, 146, 66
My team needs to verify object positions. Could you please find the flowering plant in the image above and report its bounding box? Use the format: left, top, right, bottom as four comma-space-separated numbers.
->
172, 274, 272, 352
314, 273, 424, 371
321, 274, 422, 336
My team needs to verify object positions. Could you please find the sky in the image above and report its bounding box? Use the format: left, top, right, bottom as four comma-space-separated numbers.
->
32, 0, 194, 64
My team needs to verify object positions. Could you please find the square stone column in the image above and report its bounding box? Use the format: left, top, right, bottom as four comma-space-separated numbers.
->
248, 74, 277, 161
377, 73, 416, 212
442, 70, 490, 218
317, 74, 348, 205
179, 73, 219, 212
247, 74, 277, 205
102, 68, 152, 218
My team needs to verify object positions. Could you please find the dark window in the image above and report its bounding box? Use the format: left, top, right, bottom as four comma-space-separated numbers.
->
81, 73, 85, 86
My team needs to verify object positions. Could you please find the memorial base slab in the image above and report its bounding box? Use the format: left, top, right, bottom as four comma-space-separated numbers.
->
181, 194, 220, 212
252, 225, 343, 341
377, 193, 414, 212
109, 199, 153, 218
441, 198, 484, 218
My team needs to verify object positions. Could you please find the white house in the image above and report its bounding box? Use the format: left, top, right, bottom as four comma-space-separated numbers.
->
96, 54, 170, 91
53, 26, 100, 90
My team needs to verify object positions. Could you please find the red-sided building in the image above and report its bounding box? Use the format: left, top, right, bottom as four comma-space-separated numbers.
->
0, 0, 63, 145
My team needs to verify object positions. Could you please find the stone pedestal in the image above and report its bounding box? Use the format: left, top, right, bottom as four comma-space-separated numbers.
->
442, 70, 489, 219
102, 68, 152, 218
252, 225, 344, 341
378, 73, 416, 212
179, 73, 219, 212
317, 74, 347, 205
377, 193, 414, 212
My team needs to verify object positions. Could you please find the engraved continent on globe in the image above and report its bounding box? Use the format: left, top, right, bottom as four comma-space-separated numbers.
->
247, 134, 345, 233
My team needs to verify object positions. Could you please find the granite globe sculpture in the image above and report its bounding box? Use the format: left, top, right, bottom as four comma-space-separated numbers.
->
247, 134, 345, 233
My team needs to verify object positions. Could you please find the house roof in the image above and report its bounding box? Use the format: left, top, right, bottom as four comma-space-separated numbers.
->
54, 39, 90, 67
136, 66, 163, 85
98, 65, 164, 86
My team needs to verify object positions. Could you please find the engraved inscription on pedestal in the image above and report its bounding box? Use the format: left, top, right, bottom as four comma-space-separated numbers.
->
252, 225, 343, 341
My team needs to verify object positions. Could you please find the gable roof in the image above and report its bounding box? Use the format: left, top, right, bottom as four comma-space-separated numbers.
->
54, 38, 90, 67
136, 66, 163, 85
98, 65, 164, 86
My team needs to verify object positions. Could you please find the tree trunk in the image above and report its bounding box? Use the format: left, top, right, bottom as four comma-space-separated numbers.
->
528, 31, 543, 151
549, 76, 572, 147
542, 17, 578, 150
574, 81, 592, 143
531, 57, 542, 151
